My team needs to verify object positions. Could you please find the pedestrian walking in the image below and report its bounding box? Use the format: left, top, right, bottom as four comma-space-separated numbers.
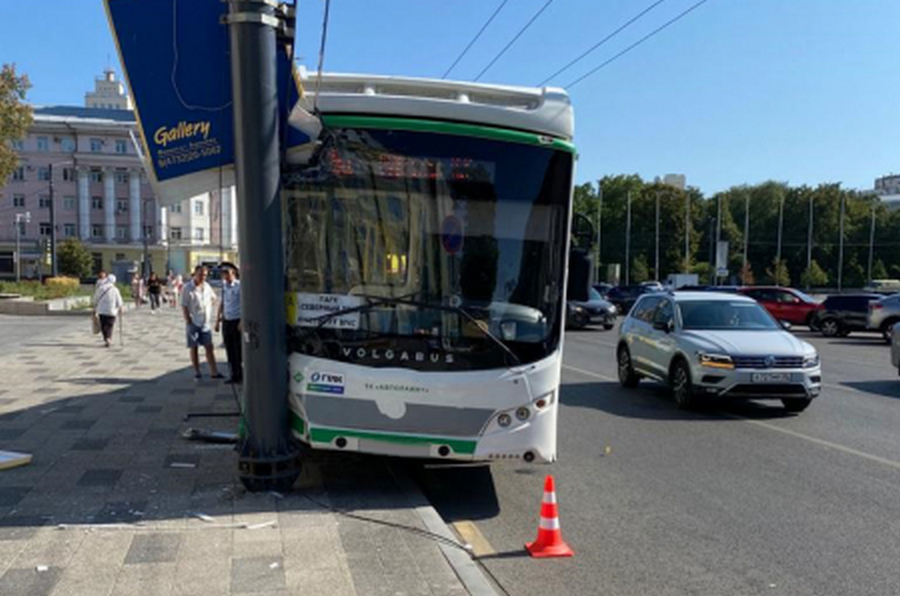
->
147, 272, 162, 312
215, 263, 242, 384
131, 273, 143, 309
181, 265, 224, 381
93, 274, 123, 348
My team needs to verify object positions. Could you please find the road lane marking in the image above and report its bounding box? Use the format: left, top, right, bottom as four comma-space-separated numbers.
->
451, 520, 496, 557
562, 364, 616, 382
722, 415, 900, 472
565, 335, 617, 349
563, 364, 900, 472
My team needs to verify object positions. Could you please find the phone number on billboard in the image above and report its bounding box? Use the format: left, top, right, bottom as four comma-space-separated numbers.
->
157, 144, 222, 168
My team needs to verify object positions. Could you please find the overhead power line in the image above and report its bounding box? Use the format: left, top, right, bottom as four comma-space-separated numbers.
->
537, 0, 670, 87
442, 0, 509, 79
474, 0, 555, 82
566, 0, 711, 90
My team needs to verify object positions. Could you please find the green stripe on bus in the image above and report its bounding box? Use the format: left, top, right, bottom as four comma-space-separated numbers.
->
321, 115, 576, 154
290, 411, 306, 435
309, 427, 477, 455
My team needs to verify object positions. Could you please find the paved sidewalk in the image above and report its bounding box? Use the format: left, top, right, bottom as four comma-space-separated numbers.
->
0, 307, 479, 596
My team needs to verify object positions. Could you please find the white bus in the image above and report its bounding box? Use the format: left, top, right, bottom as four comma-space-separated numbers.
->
282, 73, 576, 463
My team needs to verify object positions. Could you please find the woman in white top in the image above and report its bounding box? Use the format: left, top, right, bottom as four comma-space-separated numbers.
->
93, 275, 124, 347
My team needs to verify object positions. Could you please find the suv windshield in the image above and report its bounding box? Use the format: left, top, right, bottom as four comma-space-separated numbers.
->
282, 126, 573, 370
679, 300, 780, 331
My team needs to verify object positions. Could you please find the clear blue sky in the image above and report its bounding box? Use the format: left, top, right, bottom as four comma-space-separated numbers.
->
2, 0, 898, 194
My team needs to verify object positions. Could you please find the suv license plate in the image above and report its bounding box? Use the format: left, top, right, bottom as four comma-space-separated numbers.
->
752, 372, 790, 383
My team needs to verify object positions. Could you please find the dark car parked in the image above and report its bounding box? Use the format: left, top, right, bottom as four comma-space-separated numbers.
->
811, 294, 882, 337
605, 285, 661, 315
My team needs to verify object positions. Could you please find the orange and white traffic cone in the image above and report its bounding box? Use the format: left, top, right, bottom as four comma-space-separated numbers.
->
526, 474, 574, 558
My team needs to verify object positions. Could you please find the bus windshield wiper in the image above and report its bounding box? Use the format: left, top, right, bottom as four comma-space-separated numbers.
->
353, 294, 522, 367
302, 293, 521, 366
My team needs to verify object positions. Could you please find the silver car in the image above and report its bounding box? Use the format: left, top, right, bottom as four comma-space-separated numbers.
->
617, 292, 821, 412
868, 293, 900, 344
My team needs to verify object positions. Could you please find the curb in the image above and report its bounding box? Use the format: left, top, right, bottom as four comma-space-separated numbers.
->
391, 467, 499, 596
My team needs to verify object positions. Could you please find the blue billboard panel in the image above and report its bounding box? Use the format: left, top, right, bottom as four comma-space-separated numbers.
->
105, 0, 312, 204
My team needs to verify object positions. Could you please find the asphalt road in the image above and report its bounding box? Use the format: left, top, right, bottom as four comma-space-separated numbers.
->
414, 325, 900, 596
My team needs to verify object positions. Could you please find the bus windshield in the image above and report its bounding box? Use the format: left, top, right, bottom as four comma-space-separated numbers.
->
283, 126, 573, 370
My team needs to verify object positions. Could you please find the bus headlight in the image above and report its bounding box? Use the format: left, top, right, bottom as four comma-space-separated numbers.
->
498, 413, 512, 427
515, 407, 530, 421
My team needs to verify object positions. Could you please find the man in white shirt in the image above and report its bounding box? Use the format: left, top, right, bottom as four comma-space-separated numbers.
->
215, 263, 242, 384
181, 265, 224, 380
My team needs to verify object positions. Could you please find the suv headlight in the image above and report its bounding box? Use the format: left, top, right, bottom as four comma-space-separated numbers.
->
698, 353, 734, 369
803, 353, 820, 368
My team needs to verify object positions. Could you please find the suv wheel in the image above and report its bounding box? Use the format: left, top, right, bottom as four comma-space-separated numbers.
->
820, 318, 841, 337
617, 346, 640, 388
671, 359, 696, 410
782, 398, 811, 413
882, 320, 897, 345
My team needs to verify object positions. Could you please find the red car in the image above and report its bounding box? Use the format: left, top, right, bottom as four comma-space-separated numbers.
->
737, 286, 821, 327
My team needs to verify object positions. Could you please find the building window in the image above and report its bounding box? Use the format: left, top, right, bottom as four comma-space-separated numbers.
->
116, 226, 127, 240
92, 196, 103, 210
115, 253, 126, 261
63, 196, 76, 210
114, 170, 129, 184
115, 139, 128, 154
91, 225, 102, 238
169, 202, 182, 213
13, 194, 25, 207
143, 225, 154, 239
116, 199, 128, 213
37, 136, 49, 152
37, 167, 50, 181
11, 139, 24, 151
60, 137, 76, 152
194, 228, 204, 241
92, 253, 103, 273
11, 166, 25, 181
90, 169, 103, 183
64, 223, 76, 238
62, 167, 75, 181
194, 201, 204, 215
38, 195, 51, 209
40, 223, 52, 237
90, 138, 103, 152
170, 227, 183, 241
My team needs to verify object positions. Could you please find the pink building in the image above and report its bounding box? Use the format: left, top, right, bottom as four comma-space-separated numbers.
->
1, 105, 165, 278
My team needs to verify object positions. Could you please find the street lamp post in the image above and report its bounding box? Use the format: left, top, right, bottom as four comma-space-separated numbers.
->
14, 212, 31, 282
596, 180, 602, 283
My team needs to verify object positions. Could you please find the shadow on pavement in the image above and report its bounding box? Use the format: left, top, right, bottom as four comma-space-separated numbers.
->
841, 380, 900, 399
560, 379, 797, 421
0, 366, 445, 535
406, 462, 501, 523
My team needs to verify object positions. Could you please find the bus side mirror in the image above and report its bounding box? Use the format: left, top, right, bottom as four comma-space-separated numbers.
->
568, 249, 592, 302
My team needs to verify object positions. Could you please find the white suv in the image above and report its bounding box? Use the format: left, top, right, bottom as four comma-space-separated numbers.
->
617, 292, 821, 412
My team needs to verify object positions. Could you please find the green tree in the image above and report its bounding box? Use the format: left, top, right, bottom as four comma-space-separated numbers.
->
631, 254, 650, 283
1, 64, 32, 182
800, 260, 828, 289
872, 259, 889, 280
58, 238, 93, 280
766, 257, 790, 286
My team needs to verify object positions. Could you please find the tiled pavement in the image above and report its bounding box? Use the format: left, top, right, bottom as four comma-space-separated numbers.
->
0, 307, 480, 596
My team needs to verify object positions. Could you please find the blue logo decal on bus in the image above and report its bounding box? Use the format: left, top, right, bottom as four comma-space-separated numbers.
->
307, 371, 345, 395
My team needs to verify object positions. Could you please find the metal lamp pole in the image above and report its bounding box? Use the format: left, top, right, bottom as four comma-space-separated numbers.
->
596, 180, 602, 283
14, 212, 31, 282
